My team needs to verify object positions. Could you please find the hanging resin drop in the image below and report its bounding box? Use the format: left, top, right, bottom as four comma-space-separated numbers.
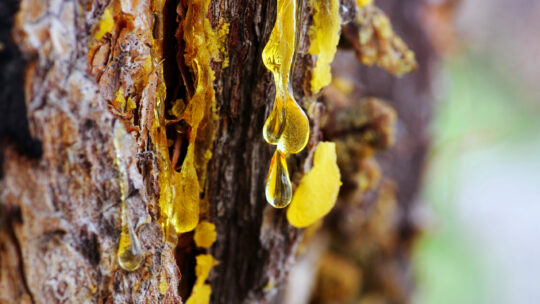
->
117, 202, 144, 271
263, 91, 310, 155
262, 0, 309, 154
113, 123, 144, 271
265, 150, 293, 208
276, 92, 309, 154
263, 93, 286, 144
261, 0, 311, 208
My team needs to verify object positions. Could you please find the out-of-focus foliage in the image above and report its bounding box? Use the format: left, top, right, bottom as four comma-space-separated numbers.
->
415, 54, 540, 304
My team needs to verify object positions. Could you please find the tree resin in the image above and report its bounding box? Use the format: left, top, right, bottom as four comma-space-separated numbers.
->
262, 0, 309, 153
113, 123, 143, 271
263, 92, 310, 154
265, 150, 293, 208
262, 0, 310, 208
117, 201, 144, 271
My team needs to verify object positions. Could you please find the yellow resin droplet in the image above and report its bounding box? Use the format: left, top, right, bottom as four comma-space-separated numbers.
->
262, 0, 310, 154
113, 123, 144, 271
265, 150, 293, 208
167, 0, 227, 234
171, 146, 200, 233
194, 221, 217, 248
287, 142, 342, 227
276, 93, 310, 154
263, 94, 286, 144
356, 0, 373, 7
308, 0, 341, 93
117, 203, 144, 271
263, 93, 309, 154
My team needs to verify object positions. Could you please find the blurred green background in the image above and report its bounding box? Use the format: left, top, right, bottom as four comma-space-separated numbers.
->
414, 1, 540, 303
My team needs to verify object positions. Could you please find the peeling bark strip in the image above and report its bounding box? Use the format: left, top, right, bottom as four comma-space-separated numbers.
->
0, 0, 436, 303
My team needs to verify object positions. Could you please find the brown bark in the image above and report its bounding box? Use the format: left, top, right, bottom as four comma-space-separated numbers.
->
0, 0, 437, 303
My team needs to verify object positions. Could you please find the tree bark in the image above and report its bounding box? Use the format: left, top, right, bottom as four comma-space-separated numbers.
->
0, 0, 437, 303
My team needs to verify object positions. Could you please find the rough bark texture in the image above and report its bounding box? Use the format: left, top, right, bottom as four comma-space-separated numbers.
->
0, 0, 436, 303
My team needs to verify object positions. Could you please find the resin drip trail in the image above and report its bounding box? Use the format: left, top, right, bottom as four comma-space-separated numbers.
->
262, 0, 309, 208
114, 124, 144, 271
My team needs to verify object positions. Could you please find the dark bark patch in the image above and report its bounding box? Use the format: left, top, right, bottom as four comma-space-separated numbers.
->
78, 228, 101, 267
0, 0, 43, 178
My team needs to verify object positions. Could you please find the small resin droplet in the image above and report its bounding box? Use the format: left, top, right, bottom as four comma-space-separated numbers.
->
117, 204, 144, 271
263, 94, 286, 144
265, 150, 293, 208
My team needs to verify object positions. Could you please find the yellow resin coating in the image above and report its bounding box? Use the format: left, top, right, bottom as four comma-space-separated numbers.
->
308, 0, 341, 93
113, 88, 126, 110
186, 254, 218, 304
152, 0, 228, 239
171, 146, 200, 233
94, 8, 114, 40
265, 150, 293, 208
159, 274, 169, 294
186, 284, 212, 304
168, 0, 225, 233
262, 0, 297, 95
194, 221, 217, 248
126, 97, 136, 111
287, 142, 342, 227
195, 254, 218, 283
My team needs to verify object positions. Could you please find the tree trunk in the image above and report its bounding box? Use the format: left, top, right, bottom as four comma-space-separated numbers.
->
0, 0, 436, 303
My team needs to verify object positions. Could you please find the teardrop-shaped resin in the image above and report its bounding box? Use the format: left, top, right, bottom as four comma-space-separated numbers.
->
263, 94, 286, 144
117, 204, 144, 271
265, 150, 293, 208
276, 93, 310, 154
